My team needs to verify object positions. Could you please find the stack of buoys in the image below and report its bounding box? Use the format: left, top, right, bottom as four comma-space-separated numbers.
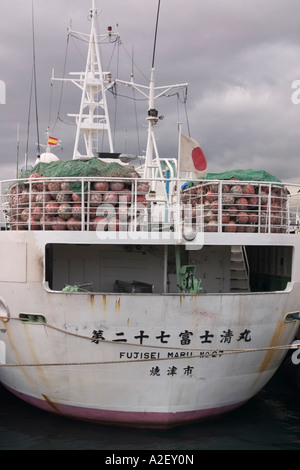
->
181, 180, 287, 233
6, 175, 150, 231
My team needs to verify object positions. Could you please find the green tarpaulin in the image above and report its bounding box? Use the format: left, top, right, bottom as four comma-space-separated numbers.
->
22, 157, 139, 194
202, 169, 281, 182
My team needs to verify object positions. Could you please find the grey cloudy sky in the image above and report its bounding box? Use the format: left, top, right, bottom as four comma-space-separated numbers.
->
1, 0, 300, 182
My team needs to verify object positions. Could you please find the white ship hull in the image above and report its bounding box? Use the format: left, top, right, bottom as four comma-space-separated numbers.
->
0, 230, 299, 428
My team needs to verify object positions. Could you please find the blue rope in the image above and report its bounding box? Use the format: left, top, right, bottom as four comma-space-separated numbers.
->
291, 314, 300, 321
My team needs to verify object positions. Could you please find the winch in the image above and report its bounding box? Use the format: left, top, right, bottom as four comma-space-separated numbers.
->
177, 265, 202, 294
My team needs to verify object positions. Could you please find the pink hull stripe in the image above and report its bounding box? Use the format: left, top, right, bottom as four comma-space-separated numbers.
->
6, 385, 247, 428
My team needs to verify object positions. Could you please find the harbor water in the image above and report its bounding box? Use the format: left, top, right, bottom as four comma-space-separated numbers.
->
0, 359, 299, 451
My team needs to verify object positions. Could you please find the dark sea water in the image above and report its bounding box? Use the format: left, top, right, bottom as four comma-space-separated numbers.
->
1, 359, 300, 452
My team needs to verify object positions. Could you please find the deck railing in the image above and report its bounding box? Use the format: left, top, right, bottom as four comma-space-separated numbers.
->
0, 176, 299, 234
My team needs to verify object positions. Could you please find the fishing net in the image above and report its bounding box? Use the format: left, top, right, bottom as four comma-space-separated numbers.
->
203, 169, 281, 182
183, 169, 281, 189
22, 157, 139, 194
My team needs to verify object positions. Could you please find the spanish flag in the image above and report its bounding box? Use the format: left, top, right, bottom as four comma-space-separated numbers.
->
48, 136, 58, 146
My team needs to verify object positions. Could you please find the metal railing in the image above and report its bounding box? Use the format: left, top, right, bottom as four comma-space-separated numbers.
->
181, 180, 292, 234
0, 176, 299, 234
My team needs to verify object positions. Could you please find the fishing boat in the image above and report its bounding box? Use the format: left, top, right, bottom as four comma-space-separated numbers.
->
0, 1, 300, 428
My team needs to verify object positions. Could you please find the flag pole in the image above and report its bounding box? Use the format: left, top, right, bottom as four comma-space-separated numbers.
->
46, 127, 50, 153
177, 121, 182, 179
16, 123, 20, 178
176, 121, 182, 243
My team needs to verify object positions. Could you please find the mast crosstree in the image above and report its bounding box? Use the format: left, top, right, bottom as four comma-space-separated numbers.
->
52, 0, 188, 184
52, 0, 119, 159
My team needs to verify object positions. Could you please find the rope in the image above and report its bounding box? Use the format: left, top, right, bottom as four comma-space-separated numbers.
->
31, 0, 40, 156
291, 314, 300, 321
53, 34, 70, 132
1, 316, 299, 368
152, 0, 161, 69
0, 344, 298, 368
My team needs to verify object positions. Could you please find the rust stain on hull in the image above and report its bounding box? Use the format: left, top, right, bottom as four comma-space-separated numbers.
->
258, 312, 287, 374
5, 326, 24, 362
115, 298, 120, 311
42, 394, 63, 414
102, 295, 106, 311
4, 323, 49, 387
90, 294, 94, 308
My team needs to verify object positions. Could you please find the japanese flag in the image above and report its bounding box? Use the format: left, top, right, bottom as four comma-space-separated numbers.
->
179, 133, 207, 177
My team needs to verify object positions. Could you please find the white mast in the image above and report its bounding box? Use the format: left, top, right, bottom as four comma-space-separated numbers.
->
117, 70, 187, 180
52, 0, 119, 159
117, 0, 187, 180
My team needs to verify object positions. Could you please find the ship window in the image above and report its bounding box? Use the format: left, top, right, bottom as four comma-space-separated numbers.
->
246, 245, 292, 292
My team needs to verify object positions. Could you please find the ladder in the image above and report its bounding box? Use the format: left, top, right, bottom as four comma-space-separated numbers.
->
230, 246, 250, 292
